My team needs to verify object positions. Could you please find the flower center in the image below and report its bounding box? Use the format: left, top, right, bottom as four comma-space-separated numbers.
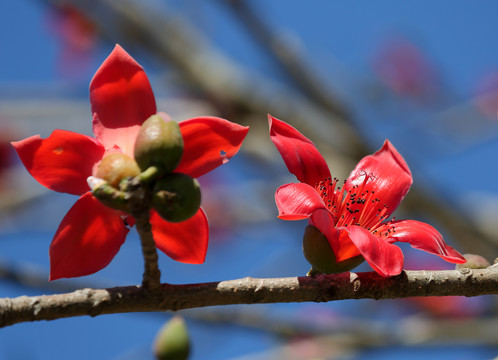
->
315, 174, 396, 237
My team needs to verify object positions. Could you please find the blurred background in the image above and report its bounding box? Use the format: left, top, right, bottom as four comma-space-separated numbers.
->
0, 0, 497, 359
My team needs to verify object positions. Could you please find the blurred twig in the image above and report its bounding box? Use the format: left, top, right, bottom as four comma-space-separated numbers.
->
223, 0, 350, 121
231, 316, 498, 360
44, 0, 365, 157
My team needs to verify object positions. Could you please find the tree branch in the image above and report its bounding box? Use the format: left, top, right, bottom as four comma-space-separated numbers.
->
1, 267, 497, 328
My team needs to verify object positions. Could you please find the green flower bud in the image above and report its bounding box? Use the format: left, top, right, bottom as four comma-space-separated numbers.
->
303, 225, 364, 275
134, 115, 184, 173
152, 173, 201, 223
96, 153, 140, 188
153, 316, 190, 360
455, 253, 490, 270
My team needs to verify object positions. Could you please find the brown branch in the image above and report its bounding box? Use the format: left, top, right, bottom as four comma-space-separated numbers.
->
1, 267, 497, 328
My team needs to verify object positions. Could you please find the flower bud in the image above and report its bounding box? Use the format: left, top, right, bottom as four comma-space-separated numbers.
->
152, 173, 201, 223
96, 153, 140, 188
153, 316, 190, 360
455, 253, 490, 270
303, 225, 364, 275
134, 114, 183, 173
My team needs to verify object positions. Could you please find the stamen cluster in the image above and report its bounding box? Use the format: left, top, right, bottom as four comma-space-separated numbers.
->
315, 175, 396, 238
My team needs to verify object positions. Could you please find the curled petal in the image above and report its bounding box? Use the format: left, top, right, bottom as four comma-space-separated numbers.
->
345, 140, 412, 219
175, 117, 249, 178
90, 44, 156, 156
276, 183, 327, 220
387, 220, 466, 263
341, 225, 404, 277
150, 207, 209, 264
12, 130, 105, 195
268, 115, 331, 186
309, 209, 340, 255
310, 211, 363, 261
49, 192, 129, 280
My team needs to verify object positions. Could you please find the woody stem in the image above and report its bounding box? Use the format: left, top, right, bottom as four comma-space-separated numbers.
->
134, 209, 161, 292
127, 178, 161, 292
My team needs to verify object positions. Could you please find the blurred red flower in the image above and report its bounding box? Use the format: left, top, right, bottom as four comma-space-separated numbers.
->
46, 4, 98, 80
372, 36, 441, 102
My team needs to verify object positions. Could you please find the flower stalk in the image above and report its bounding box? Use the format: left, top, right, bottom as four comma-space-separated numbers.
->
91, 173, 162, 291
126, 179, 161, 292
134, 209, 162, 292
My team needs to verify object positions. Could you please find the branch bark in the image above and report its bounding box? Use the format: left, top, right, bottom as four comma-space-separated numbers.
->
1, 267, 497, 328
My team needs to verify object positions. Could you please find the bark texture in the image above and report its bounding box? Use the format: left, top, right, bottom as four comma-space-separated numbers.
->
1, 267, 497, 328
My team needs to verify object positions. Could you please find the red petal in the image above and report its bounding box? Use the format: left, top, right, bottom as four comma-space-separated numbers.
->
175, 117, 249, 178
309, 209, 340, 255
150, 207, 209, 264
387, 220, 466, 263
90, 44, 156, 156
12, 130, 105, 195
342, 225, 404, 276
49, 192, 129, 280
268, 115, 331, 186
345, 140, 412, 219
275, 183, 327, 220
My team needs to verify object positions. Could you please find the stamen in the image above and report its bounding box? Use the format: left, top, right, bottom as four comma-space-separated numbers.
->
314, 173, 392, 232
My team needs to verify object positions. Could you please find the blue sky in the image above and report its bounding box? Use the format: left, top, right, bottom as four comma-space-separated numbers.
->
1, 1, 498, 359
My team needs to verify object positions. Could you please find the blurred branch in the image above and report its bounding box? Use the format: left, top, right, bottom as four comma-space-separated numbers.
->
186, 307, 498, 347
1, 266, 497, 327
44, 0, 365, 157
223, 0, 350, 120
232, 315, 498, 360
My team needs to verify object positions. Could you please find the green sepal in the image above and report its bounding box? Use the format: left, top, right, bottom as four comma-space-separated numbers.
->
134, 115, 184, 174
153, 316, 190, 360
152, 173, 201, 223
91, 181, 129, 211
303, 225, 364, 275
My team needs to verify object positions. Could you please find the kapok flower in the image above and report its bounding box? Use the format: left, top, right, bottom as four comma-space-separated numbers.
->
268, 115, 465, 277
12, 45, 249, 280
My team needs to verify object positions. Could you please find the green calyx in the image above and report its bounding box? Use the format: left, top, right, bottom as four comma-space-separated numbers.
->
303, 225, 364, 275
152, 173, 201, 223
153, 316, 190, 360
134, 114, 184, 174
91, 181, 129, 211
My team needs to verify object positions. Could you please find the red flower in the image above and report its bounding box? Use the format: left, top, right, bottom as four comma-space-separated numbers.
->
12, 45, 249, 280
269, 115, 465, 277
